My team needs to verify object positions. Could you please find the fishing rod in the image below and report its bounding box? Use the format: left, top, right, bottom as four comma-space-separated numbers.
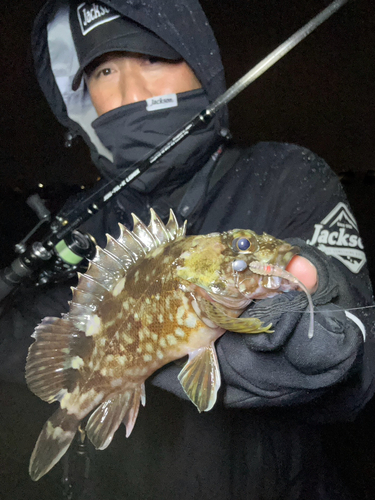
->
0, 0, 350, 301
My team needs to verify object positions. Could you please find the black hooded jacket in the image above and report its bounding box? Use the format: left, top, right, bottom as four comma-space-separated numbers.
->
1, 1, 375, 499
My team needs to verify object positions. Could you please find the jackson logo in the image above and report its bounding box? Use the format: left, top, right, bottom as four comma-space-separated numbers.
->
146, 94, 178, 111
77, 2, 120, 36
307, 202, 366, 273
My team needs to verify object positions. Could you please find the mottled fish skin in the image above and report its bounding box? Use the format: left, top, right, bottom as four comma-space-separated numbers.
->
25, 209, 299, 481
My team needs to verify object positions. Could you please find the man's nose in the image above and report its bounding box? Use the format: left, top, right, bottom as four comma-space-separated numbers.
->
119, 70, 152, 106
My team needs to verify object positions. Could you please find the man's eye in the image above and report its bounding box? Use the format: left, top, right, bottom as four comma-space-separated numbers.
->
98, 67, 112, 77
144, 56, 163, 64
90, 67, 113, 80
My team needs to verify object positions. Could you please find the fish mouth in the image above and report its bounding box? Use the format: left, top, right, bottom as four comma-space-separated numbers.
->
232, 244, 300, 300
204, 244, 300, 307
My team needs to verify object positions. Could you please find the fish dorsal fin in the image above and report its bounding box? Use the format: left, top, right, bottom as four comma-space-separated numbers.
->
75, 272, 110, 296
48, 209, 185, 345
104, 235, 134, 269
92, 246, 125, 275
26, 317, 92, 403
178, 344, 221, 412
132, 213, 158, 251
83, 260, 118, 289
165, 209, 179, 238
75, 208, 184, 298
147, 208, 170, 244
116, 223, 146, 259
86, 385, 145, 449
70, 288, 102, 309
201, 299, 273, 334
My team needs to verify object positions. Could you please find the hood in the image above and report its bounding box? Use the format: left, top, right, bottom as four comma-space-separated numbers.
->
31, 0, 229, 175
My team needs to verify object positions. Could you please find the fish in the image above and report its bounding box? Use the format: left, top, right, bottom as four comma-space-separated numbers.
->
25, 209, 300, 481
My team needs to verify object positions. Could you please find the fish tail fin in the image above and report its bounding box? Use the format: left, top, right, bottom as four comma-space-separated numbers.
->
29, 407, 79, 481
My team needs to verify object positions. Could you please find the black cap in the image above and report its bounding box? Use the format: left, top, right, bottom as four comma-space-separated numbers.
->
70, 1, 181, 91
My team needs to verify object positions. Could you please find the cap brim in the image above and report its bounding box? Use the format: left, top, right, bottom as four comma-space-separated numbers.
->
72, 34, 181, 91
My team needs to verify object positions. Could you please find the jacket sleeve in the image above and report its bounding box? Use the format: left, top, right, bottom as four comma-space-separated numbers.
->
152, 144, 375, 422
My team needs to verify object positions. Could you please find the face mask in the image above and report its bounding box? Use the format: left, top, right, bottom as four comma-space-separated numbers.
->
92, 89, 222, 193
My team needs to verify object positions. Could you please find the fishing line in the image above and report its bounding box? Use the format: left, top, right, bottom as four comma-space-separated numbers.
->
258, 304, 375, 315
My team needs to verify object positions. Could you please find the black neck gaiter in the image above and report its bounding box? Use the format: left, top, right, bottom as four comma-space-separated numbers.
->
92, 89, 222, 193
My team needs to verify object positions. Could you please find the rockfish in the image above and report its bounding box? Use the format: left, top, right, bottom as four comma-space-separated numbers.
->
26, 209, 300, 481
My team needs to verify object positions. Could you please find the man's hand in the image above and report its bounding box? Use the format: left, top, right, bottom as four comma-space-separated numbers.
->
286, 256, 318, 294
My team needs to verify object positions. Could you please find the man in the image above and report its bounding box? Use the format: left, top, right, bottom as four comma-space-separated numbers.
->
1, 0, 374, 498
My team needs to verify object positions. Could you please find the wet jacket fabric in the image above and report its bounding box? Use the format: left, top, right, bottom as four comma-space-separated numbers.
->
1, 0, 375, 499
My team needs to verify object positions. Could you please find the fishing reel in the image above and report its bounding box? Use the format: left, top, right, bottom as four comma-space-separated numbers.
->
0, 193, 97, 302
38, 229, 97, 285
0, 228, 96, 299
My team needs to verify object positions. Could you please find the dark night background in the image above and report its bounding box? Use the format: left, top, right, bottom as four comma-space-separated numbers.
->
1, 0, 375, 499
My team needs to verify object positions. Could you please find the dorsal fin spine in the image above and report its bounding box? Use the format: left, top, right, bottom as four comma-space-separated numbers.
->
113, 209, 184, 262
165, 209, 179, 238
131, 213, 158, 250
93, 246, 125, 274
148, 208, 170, 244
105, 235, 134, 268
76, 273, 111, 294
178, 220, 187, 238
117, 223, 146, 258
70, 287, 103, 308
84, 261, 118, 290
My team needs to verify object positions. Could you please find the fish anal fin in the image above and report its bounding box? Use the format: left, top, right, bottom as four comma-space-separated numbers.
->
122, 384, 145, 437
29, 408, 79, 481
86, 386, 144, 450
178, 344, 221, 413
202, 299, 273, 334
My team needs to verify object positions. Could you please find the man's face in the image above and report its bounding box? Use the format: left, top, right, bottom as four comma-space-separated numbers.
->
85, 52, 202, 116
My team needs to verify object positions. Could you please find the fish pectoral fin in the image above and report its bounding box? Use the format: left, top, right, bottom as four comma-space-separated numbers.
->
29, 408, 79, 481
178, 344, 221, 413
86, 386, 144, 450
202, 299, 273, 334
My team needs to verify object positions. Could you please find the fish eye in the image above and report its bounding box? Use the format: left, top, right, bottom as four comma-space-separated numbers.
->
232, 235, 258, 253
237, 238, 251, 251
